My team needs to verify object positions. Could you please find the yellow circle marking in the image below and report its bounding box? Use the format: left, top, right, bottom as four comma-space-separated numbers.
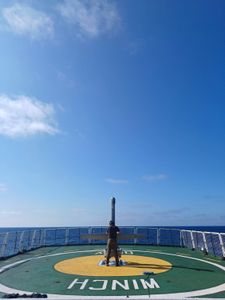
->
54, 255, 172, 276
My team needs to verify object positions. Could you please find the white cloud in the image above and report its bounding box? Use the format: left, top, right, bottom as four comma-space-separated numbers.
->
0, 183, 7, 192
105, 178, 128, 184
0, 95, 59, 138
143, 174, 167, 181
2, 3, 54, 40
57, 0, 120, 38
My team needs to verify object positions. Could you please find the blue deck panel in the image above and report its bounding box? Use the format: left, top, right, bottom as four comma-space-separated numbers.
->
211, 233, 223, 257
136, 227, 157, 244
182, 231, 193, 248
120, 227, 135, 244
193, 231, 205, 251
21, 231, 33, 251
67, 228, 82, 245
91, 227, 107, 244
159, 229, 181, 246
78, 227, 89, 244
55, 229, 67, 245
32, 230, 42, 248
205, 233, 216, 256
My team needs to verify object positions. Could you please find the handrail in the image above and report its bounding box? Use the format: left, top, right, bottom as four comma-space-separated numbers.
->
0, 227, 224, 259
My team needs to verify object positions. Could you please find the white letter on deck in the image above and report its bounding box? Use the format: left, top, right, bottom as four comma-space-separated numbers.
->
132, 279, 139, 290
89, 280, 108, 290
112, 280, 129, 290
68, 278, 89, 290
140, 278, 160, 289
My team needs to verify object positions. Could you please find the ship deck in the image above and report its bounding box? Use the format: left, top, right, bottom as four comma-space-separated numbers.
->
0, 245, 225, 299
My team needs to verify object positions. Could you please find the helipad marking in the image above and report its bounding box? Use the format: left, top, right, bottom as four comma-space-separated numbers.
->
0, 249, 225, 298
54, 255, 172, 276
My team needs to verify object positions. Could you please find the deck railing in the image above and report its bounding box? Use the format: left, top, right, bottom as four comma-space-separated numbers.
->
0, 227, 224, 259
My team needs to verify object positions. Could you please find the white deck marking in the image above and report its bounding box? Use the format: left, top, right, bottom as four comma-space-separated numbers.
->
0, 249, 224, 298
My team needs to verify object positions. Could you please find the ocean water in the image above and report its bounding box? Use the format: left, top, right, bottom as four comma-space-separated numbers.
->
0, 226, 225, 234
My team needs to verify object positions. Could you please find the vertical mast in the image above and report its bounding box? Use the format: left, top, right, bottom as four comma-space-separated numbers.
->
111, 197, 116, 224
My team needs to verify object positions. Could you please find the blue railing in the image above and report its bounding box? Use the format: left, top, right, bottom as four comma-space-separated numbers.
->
0, 227, 224, 259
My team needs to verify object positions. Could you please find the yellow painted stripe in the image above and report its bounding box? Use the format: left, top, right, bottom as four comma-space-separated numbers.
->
54, 255, 172, 277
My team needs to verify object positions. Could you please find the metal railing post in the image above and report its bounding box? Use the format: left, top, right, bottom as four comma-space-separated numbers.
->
218, 233, 225, 258
180, 230, 183, 247
190, 231, 195, 249
202, 232, 208, 253
65, 228, 69, 245
157, 228, 160, 245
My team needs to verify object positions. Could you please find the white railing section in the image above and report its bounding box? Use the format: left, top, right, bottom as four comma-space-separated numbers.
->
0, 227, 224, 259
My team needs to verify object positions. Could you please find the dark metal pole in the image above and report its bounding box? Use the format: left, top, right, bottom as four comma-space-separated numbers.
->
111, 197, 116, 224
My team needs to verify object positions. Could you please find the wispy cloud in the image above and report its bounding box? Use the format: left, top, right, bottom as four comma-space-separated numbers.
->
0, 94, 59, 138
105, 178, 128, 184
0, 210, 21, 215
56, 71, 67, 82
142, 174, 168, 181
57, 0, 121, 38
204, 194, 225, 201
56, 70, 76, 88
2, 3, 54, 40
72, 208, 87, 214
126, 40, 141, 56
0, 183, 7, 192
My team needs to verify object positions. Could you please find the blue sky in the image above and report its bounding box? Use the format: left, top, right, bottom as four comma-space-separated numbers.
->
0, 0, 224, 227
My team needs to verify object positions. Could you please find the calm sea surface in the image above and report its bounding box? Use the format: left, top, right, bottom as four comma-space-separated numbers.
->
0, 226, 225, 233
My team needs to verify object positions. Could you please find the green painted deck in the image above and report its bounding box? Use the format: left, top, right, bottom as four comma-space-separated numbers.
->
0, 245, 225, 298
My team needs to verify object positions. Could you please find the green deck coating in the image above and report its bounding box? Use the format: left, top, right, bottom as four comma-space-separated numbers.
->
0, 245, 225, 298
